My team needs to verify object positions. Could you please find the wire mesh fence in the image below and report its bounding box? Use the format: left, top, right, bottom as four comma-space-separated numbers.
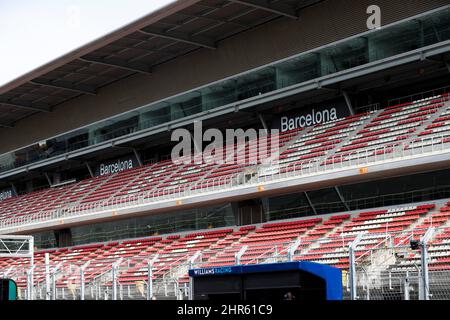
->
2, 227, 450, 300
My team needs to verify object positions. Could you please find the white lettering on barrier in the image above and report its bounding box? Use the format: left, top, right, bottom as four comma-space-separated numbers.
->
280, 107, 337, 132
99, 159, 134, 176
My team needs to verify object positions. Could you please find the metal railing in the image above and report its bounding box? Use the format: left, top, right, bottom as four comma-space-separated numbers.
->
1, 133, 450, 232
3, 225, 450, 300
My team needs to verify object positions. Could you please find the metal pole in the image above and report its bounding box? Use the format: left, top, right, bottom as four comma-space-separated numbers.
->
189, 276, 194, 301
147, 261, 153, 300
45, 253, 51, 300
79, 261, 90, 300
349, 233, 363, 300
51, 271, 56, 300
112, 264, 117, 300
420, 242, 430, 300
404, 277, 410, 300
420, 227, 435, 300
80, 268, 85, 300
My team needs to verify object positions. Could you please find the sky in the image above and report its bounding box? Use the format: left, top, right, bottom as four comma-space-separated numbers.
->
0, 0, 176, 86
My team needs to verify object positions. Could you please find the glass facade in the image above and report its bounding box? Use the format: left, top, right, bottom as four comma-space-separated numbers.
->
33, 203, 236, 248
1, 7, 449, 174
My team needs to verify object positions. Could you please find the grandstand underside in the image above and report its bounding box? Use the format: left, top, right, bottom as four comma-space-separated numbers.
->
1, 0, 450, 300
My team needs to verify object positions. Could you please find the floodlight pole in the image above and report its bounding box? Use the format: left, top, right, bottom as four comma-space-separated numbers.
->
349, 233, 364, 300
420, 227, 435, 300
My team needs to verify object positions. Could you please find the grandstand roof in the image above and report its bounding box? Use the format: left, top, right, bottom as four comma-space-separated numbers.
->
0, 0, 318, 129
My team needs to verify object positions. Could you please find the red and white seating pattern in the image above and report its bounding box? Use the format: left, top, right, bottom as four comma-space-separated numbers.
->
324, 95, 450, 165
277, 113, 373, 172
1, 94, 450, 226
2, 201, 450, 292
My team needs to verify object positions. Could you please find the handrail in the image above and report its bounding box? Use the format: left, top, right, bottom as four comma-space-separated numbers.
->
1, 131, 450, 231
355, 235, 391, 263
244, 245, 282, 265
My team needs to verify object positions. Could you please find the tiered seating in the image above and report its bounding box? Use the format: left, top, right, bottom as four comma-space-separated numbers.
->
390, 202, 450, 271
80, 165, 149, 204
408, 95, 450, 150
277, 112, 373, 173
0, 175, 111, 221
2, 201, 450, 294
1, 94, 450, 227
207, 218, 322, 267
298, 204, 435, 269
325, 95, 450, 165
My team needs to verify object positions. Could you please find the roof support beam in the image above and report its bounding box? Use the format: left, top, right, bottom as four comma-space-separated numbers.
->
0, 99, 52, 113
79, 55, 152, 74
228, 0, 299, 19
30, 79, 97, 95
139, 27, 217, 49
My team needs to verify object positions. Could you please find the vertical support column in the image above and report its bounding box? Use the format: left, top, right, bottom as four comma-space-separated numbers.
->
288, 239, 302, 262
9, 183, 18, 196
80, 268, 85, 300
85, 162, 94, 178
334, 186, 350, 211
304, 192, 317, 215
133, 148, 143, 167
257, 113, 268, 131
44, 172, 53, 187
342, 91, 355, 116
80, 261, 90, 300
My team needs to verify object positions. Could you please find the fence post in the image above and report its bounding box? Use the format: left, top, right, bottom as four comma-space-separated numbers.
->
404, 277, 410, 300
80, 261, 90, 300
147, 255, 158, 300
420, 227, 435, 300
26, 265, 35, 300
112, 258, 123, 301
51, 271, 56, 300
349, 233, 364, 300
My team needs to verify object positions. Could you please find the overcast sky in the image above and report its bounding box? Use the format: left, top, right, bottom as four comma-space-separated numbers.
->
0, 0, 176, 86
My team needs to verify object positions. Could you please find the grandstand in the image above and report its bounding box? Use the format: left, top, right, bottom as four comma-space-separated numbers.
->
1, 0, 450, 300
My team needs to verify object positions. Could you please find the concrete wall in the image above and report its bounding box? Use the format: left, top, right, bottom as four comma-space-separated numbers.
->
0, 0, 447, 153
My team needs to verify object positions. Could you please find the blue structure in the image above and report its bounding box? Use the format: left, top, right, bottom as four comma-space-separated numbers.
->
189, 261, 343, 300
0, 279, 17, 301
